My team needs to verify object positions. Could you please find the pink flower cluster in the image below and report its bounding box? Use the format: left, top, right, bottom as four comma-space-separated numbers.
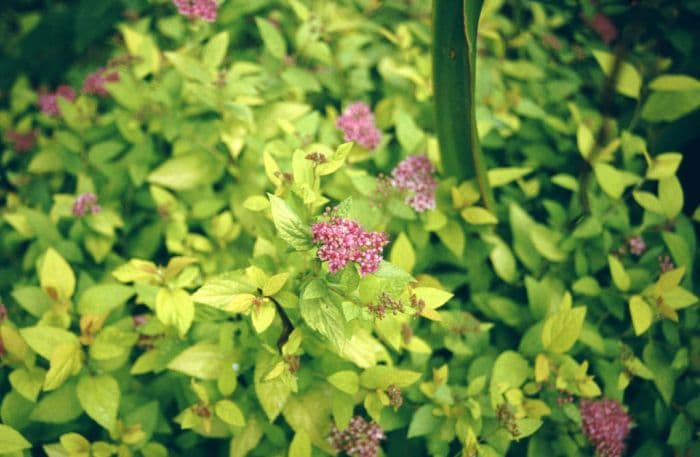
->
38, 85, 76, 116
173, 0, 218, 22
82, 68, 119, 97
72, 192, 101, 217
312, 210, 388, 276
336, 102, 381, 150
390, 155, 437, 212
5, 130, 37, 153
330, 416, 385, 457
580, 398, 632, 457
627, 236, 646, 256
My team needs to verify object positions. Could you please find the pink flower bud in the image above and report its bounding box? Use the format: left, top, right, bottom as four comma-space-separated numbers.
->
38, 85, 76, 116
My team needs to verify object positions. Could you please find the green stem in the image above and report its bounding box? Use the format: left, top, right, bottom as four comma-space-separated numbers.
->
433, 0, 494, 210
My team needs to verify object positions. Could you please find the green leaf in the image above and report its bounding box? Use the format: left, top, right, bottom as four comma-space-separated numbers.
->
202, 31, 229, 70
0, 424, 31, 453
646, 153, 682, 180
43, 342, 82, 391
633, 190, 664, 214
20, 325, 78, 360
407, 404, 440, 438
269, 195, 312, 250
577, 124, 595, 160
484, 234, 517, 284
256, 17, 287, 59
156, 288, 194, 336
461, 206, 498, 224
327, 371, 359, 395
30, 381, 83, 424
641, 90, 700, 122
649, 74, 700, 91
667, 414, 692, 447
541, 307, 587, 353
289, 431, 311, 457
629, 295, 653, 336
608, 255, 631, 291
119, 25, 159, 77
490, 351, 529, 391
11, 286, 52, 317
215, 400, 246, 427
488, 167, 533, 187
76, 374, 120, 431
593, 163, 640, 199
255, 354, 292, 421
659, 176, 683, 220
148, 153, 222, 191
9, 367, 45, 402
77, 284, 134, 315
529, 225, 566, 262
40, 248, 75, 301
360, 366, 421, 389
299, 295, 347, 349
251, 301, 276, 334
592, 50, 641, 99
389, 232, 415, 273
167, 343, 225, 380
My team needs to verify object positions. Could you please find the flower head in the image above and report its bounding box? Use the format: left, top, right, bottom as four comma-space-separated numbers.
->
580, 398, 632, 457
390, 155, 437, 212
312, 209, 388, 276
336, 102, 381, 150
173, 0, 218, 22
38, 85, 76, 116
72, 192, 101, 217
5, 129, 37, 153
82, 68, 119, 97
330, 416, 385, 457
627, 236, 646, 256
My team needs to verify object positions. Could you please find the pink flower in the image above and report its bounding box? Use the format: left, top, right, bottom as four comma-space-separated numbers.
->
390, 155, 437, 212
82, 68, 119, 97
312, 210, 388, 276
585, 12, 618, 44
330, 416, 385, 457
336, 102, 381, 150
627, 236, 646, 256
38, 85, 76, 116
580, 398, 632, 457
173, 0, 218, 22
72, 192, 101, 217
5, 129, 37, 153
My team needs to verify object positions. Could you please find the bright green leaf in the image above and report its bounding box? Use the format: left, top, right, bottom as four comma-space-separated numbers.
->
76, 374, 120, 431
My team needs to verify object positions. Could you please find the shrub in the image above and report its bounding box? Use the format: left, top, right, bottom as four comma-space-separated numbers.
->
0, 1, 698, 456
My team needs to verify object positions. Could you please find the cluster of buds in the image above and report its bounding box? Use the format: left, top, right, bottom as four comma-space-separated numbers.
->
390, 155, 437, 212
658, 255, 675, 273
366, 292, 404, 319
72, 192, 101, 217
82, 68, 119, 97
579, 398, 632, 457
627, 236, 646, 256
386, 384, 403, 410
5, 130, 37, 153
409, 290, 426, 316
336, 102, 381, 150
496, 403, 520, 438
330, 416, 385, 457
173, 0, 218, 22
312, 208, 388, 276
38, 85, 76, 116
305, 152, 328, 164
284, 354, 300, 374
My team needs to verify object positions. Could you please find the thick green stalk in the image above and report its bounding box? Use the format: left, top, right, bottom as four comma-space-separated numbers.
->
433, 0, 494, 210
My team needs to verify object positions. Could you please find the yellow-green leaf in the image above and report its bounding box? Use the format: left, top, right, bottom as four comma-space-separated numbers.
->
659, 176, 683, 220
359, 366, 421, 389
262, 273, 289, 296
577, 124, 595, 160
412, 287, 453, 309
288, 430, 311, 457
649, 74, 700, 91
252, 301, 276, 333
592, 50, 641, 99
594, 163, 640, 199
633, 190, 664, 214
167, 343, 225, 380
327, 371, 359, 395
76, 374, 120, 432
389, 232, 416, 273
541, 307, 587, 353
629, 295, 653, 336
215, 400, 246, 427
488, 167, 533, 187
155, 288, 194, 336
646, 153, 682, 180
461, 206, 498, 224
40, 248, 75, 301
608, 255, 630, 291
256, 17, 287, 59
20, 325, 78, 360
0, 424, 31, 453
43, 342, 82, 391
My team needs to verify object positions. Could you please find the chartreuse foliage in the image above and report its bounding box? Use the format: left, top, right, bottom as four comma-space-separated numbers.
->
1, 1, 699, 457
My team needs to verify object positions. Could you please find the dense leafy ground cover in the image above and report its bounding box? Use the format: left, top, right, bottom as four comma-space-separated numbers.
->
1, 1, 699, 456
